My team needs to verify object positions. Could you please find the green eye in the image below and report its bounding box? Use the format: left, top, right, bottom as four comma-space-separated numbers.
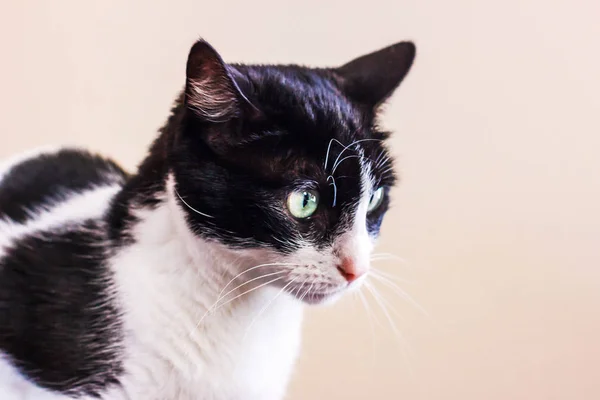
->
367, 187, 385, 213
287, 190, 319, 219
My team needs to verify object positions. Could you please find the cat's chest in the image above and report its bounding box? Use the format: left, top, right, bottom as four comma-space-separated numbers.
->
110, 224, 304, 400
158, 296, 302, 400
117, 288, 304, 400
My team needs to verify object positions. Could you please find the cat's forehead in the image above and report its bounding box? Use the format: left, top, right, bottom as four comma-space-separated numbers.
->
236, 65, 366, 139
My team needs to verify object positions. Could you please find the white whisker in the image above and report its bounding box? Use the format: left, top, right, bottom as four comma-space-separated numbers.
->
293, 278, 308, 299
327, 175, 338, 207
323, 138, 345, 169
300, 280, 315, 302
370, 252, 410, 265
357, 289, 378, 368
364, 281, 415, 378
365, 280, 405, 324
370, 268, 415, 285
271, 235, 297, 248
370, 272, 429, 318
217, 262, 299, 302
332, 154, 375, 175
216, 270, 288, 307
175, 188, 214, 218
329, 138, 382, 173
189, 276, 284, 338
211, 276, 285, 313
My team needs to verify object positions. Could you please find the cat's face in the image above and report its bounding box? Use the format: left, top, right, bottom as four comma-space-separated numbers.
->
171, 40, 415, 304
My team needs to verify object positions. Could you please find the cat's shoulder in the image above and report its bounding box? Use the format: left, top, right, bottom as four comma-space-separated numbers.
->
0, 147, 129, 224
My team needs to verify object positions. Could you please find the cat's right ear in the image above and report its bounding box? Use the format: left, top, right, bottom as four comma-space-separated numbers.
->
184, 39, 254, 123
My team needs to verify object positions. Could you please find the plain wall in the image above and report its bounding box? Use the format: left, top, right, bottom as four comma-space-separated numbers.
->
1, 1, 599, 399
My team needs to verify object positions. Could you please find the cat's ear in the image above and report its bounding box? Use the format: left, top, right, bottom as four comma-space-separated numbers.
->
185, 39, 254, 122
334, 42, 416, 110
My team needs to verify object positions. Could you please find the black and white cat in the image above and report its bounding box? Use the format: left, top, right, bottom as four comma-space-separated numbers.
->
0, 38, 415, 399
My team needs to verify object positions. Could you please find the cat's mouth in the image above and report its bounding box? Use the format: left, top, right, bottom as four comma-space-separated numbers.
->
285, 284, 345, 305
301, 290, 343, 305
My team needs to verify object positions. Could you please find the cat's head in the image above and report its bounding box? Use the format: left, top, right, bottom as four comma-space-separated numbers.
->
170, 39, 415, 304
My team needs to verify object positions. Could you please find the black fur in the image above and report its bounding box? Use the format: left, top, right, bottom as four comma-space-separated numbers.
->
0, 38, 415, 396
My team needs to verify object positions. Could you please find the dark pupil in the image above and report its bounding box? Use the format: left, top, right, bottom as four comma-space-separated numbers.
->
302, 192, 311, 208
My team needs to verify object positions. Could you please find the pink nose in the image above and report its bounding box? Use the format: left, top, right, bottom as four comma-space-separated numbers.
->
337, 257, 363, 283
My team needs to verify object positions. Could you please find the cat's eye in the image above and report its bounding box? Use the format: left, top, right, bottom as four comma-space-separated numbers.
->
287, 190, 319, 219
367, 187, 385, 213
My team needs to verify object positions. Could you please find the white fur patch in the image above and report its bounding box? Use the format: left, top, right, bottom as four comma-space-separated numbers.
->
347, 143, 377, 275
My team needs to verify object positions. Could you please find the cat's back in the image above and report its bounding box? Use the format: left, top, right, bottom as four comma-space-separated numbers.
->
0, 147, 129, 399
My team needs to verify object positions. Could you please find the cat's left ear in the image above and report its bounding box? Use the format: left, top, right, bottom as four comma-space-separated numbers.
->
334, 41, 416, 110
185, 39, 255, 123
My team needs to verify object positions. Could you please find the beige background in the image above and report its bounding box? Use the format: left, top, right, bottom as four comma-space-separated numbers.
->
1, 0, 599, 399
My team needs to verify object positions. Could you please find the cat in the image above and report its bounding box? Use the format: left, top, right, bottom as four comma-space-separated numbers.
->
0, 38, 416, 400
